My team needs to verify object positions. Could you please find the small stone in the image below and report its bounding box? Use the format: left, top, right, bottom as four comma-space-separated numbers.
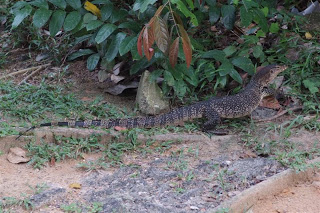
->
190, 206, 199, 210
225, 160, 232, 165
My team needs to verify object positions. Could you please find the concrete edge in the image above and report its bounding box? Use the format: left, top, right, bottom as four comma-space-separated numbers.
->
211, 157, 320, 213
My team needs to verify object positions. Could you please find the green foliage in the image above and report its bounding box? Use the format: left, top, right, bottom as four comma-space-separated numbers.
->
7, 0, 306, 100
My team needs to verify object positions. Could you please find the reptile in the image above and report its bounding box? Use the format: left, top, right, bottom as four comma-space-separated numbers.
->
20, 64, 287, 135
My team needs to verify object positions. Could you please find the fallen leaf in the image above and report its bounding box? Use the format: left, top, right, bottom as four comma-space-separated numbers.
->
7, 147, 30, 164
260, 96, 281, 109
110, 74, 125, 83
69, 183, 81, 189
114, 126, 127, 131
305, 32, 312, 39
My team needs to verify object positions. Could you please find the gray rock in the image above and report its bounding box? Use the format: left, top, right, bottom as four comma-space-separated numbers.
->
136, 70, 169, 115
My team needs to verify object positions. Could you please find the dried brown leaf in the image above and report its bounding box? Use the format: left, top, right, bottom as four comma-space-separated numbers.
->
177, 24, 192, 67
154, 17, 170, 54
143, 26, 154, 61
137, 26, 145, 57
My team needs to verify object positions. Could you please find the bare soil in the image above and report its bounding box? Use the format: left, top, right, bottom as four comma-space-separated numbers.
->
0, 49, 320, 212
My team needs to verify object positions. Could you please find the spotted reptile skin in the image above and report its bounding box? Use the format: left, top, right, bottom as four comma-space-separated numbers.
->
37, 65, 287, 130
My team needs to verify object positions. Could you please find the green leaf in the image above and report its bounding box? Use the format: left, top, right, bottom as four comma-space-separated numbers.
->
252, 46, 263, 58
64, 11, 81, 31
29, 0, 49, 9
66, 0, 81, 10
11, 5, 32, 29
173, 79, 187, 98
133, 0, 157, 13
109, 9, 128, 23
218, 62, 234, 76
164, 70, 175, 86
49, 10, 66, 37
119, 36, 138, 56
95, 23, 117, 44
130, 58, 153, 75
223, 46, 237, 57
67, 49, 95, 61
253, 9, 268, 32
171, 0, 198, 26
209, 6, 220, 24
33, 8, 52, 28
256, 29, 265, 37
202, 50, 227, 62
86, 20, 103, 31
150, 69, 164, 82
221, 5, 235, 30
303, 79, 319, 94
87, 53, 100, 71
240, 5, 252, 27
242, 0, 258, 9
118, 21, 141, 32
83, 13, 97, 24
231, 56, 254, 75
140, 0, 157, 13
269, 22, 279, 33
48, 0, 66, 9
229, 69, 242, 84
101, 2, 113, 21
105, 32, 126, 61
261, 7, 269, 16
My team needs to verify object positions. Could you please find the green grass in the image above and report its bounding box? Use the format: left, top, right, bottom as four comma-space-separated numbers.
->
26, 135, 103, 169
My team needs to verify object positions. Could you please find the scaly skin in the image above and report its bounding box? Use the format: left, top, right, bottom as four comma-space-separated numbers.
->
30, 64, 288, 131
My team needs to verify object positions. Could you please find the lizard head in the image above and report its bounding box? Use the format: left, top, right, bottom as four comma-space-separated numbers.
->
252, 64, 288, 86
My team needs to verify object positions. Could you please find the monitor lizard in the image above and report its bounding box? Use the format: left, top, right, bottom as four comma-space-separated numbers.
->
20, 64, 287, 134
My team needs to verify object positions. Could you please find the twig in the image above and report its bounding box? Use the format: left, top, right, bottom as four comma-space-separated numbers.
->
0, 63, 51, 80
18, 67, 43, 85
254, 106, 303, 122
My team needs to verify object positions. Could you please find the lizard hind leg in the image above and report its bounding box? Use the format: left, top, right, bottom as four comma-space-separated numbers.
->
202, 110, 221, 131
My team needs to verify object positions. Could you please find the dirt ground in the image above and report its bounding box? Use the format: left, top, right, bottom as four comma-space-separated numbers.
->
253, 178, 320, 213
1, 47, 320, 212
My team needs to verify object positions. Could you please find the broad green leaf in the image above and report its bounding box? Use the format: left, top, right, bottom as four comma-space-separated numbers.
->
253, 9, 268, 32
118, 21, 141, 32
223, 46, 237, 57
87, 53, 100, 71
140, 0, 157, 13
130, 58, 154, 75
29, 0, 49, 9
91, 0, 110, 4
240, 5, 252, 27
33, 8, 52, 28
303, 79, 319, 94
231, 56, 254, 75
109, 9, 128, 23
67, 49, 95, 61
269, 22, 279, 33
253, 46, 263, 58
64, 11, 81, 31
256, 29, 265, 37
164, 70, 175, 86
11, 5, 32, 29
202, 50, 226, 62
242, 0, 258, 9
95, 23, 117, 44
86, 20, 103, 31
74, 34, 93, 45
261, 7, 269, 16
12, 1, 28, 11
119, 36, 137, 56
221, 5, 235, 30
185, 0, 194, 9
209, 6, 220, 24
100, 2, 113, 21
218, 62, 233, 76
150, 69, 164, 82
171, 0, 198, 26
173, 79, 187, 98
48, 0, 66, 9
66, 0, 81, 9
49, 10, 66, 36
105, 32, 126, 61
229, 69, 242, 84
83, 13, 97, 24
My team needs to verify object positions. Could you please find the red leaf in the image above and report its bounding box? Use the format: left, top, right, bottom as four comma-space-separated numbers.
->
154, 5, 164, 17
169, 37, 179, 67
178, 24, 192, 67
137, 26, 145, 57
143, 26, 155, 61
